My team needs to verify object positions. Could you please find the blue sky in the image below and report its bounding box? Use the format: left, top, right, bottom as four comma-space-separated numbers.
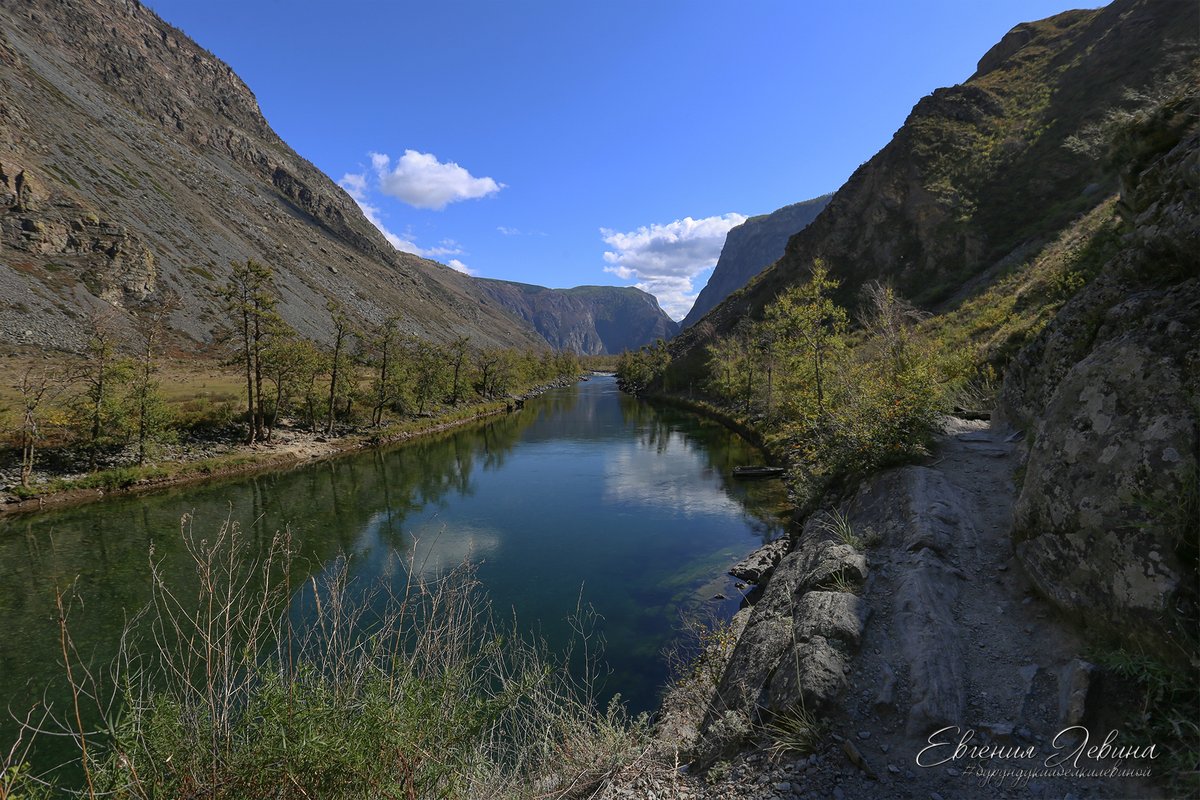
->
145, 0, 1090, 319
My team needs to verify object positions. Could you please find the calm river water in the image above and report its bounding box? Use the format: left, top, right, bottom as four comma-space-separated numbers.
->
0, 376, 790, 766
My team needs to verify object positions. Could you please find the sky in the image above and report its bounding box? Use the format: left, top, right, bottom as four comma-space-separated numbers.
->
145, 0, 1092, 320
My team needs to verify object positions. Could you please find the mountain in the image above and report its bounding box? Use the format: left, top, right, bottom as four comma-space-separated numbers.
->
476, 280, 678, 354
680, 194, 830, 329
0, 0, 544, 352
665, 0, 1197, 666
669, 0, 1196, 371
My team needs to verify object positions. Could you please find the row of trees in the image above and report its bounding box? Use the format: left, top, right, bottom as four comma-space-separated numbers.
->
222, 260, 580, 443
9, 299, 179, 488
5, 259, 581, 488
615, 260, 948, 505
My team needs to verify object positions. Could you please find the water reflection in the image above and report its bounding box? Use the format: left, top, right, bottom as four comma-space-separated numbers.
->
0, 377, 790, 762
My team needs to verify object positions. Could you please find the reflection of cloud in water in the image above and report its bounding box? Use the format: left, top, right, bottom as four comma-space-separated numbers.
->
603, 433, 739, 516
395, 518, 502, 577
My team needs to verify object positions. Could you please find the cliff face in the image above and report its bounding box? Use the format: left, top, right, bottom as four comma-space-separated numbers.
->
670, 0, 1196, 371
680, 195, 830, 329
475, 280, 678, 354
996, 91, 1198, 665
0, 0, 543, 352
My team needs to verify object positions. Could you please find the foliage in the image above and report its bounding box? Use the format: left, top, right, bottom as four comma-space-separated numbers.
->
26, 518, 651, 799
687, 264, 947, 509
614, 340, 670, 395
1091, 648, 1200, 792
763, 702, 824, 759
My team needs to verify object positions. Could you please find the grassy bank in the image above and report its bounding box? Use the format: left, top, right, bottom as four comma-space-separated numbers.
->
0, 517, 652, 799
0, 377, 574, 516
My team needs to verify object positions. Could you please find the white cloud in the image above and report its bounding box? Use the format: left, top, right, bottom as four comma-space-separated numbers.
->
371, 150, 504, 210
600, 213, 746, 320
447, 258, 477, 276
339, 174, 468, 261
497, 225, 547, 237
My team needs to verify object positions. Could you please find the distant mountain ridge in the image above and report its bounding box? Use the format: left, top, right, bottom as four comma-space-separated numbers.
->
681, 195, 831, 329
476, 280, 678, 354
0, 0, 547, 352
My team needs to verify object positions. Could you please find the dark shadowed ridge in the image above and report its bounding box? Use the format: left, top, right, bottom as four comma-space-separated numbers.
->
680, 194, 831, 329
669, 0, 1196, 375
475, 279, 679, 354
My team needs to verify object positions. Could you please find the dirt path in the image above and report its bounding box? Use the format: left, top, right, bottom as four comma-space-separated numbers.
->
618, 419, 1165, 799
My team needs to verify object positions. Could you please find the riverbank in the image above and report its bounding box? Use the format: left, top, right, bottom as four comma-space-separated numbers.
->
598, 416, 1170, 799
0, 377, 577, 516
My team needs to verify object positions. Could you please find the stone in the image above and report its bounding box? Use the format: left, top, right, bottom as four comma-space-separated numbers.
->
1058, 658, 1094, 728
730, 538, 790, 583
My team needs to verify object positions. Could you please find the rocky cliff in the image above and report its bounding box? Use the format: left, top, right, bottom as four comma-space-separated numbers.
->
680, 195, 830, 329
669, 0, 1196, 375
996, 79, 1198, 667
0, 0, 544, 352
476, 280, 678, 354
660, 0, 1197, 791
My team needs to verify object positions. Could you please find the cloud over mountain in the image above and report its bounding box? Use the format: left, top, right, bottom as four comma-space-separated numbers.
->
370, 150, 504, 210
601, 213, 746, 320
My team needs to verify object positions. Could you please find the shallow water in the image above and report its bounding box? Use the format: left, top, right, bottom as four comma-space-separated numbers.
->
0, 376, 790, 765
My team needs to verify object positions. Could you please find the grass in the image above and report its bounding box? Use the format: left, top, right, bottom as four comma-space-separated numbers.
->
5, 517, 653, 799
1090, 648, 1200, 793
763, 702, 824, 759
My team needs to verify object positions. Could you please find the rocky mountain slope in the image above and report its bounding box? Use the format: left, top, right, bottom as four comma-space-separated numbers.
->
635, 0, 1197, 793
670, 0, 1196, 373
680, 195, 830, 329
476, 279, 678, 354
0, 0, 545, 353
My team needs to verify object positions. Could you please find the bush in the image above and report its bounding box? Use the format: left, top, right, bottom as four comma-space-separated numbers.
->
31, 516, 650, 799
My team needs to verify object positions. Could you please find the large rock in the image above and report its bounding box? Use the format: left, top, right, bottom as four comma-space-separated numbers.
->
681, 195, 831, 329
729, 538, 790, 583
997, 121, 1199, 665
692, 512, 867, 765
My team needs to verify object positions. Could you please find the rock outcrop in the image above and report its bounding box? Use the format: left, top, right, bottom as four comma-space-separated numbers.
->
681, 195, 831, 329
475, 280, 679, 354
669, 0, 1196, 374
0, 0, 544, 351
997, 91, 1198, 665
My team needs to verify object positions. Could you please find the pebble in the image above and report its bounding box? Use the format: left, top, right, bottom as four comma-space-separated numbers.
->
946, 767, 960, 777
887, 764, 900, 774
774, 782, 792, 793
857, 730, 871, 740
930, 793, 945, 800
880, 743, 889, 753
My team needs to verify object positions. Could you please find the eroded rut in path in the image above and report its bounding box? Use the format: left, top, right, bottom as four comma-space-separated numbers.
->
814, 419, 1159, 800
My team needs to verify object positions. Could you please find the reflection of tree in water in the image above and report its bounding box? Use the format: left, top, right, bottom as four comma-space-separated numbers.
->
0, 379, 789, 767
618, 394, 793, 539
0, 404, 543, 767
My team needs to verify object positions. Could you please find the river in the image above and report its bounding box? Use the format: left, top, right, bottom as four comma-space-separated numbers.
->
0, 376, 790, 771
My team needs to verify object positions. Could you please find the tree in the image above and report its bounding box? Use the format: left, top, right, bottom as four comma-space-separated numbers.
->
447, 335, 471, 405
766, 260, 847, 416
220, 260, 278, 443
363, 317, 402, 426
75, 310, 130, 471
15, 367, 69, 489
409, 338, 449, 414
325, 301, 355, 435
262, 328, 322, 431
131, 294, 181, 465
